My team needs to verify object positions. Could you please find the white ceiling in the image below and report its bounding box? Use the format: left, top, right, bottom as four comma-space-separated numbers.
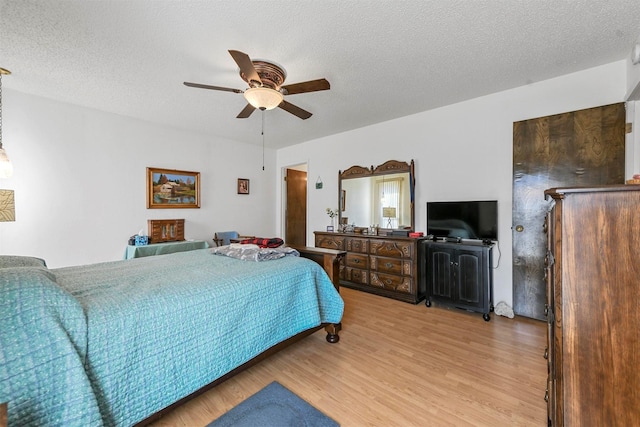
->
1, 0, 639, 149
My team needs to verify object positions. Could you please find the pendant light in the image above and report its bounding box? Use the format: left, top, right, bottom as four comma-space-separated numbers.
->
0, 68, 13, 179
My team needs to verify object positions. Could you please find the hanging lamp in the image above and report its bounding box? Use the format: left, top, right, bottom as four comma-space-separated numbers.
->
0, 68, 13, 179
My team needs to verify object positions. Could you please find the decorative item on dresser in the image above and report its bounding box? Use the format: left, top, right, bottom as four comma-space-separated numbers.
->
315, 232, 425, 303
544, 184, 640, 426
148, 219, 185, 243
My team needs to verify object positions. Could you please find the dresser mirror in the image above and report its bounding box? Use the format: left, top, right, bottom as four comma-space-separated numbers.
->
338, 160, 415, 232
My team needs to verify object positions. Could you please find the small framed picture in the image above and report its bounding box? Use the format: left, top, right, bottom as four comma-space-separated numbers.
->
237, 178, 249, 195
326, 225, 334, 232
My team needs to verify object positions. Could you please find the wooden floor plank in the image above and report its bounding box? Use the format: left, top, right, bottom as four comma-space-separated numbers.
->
149, 288, 547, 426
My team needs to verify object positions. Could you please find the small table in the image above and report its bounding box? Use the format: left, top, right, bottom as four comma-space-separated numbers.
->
124, 240, 209, 259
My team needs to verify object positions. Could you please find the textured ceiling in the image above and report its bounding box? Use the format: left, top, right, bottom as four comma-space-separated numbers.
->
1, 0, 639, 149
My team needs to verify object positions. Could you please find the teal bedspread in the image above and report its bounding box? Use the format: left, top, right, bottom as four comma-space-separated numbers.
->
0, 250, 344, 427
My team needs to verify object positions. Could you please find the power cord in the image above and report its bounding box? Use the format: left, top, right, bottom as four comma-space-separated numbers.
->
492, 240, 501, 269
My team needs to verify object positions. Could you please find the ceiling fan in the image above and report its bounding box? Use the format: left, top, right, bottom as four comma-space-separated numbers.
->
184, 50, 330, 120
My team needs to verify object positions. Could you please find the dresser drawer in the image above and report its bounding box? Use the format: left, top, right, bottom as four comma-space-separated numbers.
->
370, 272, 412, 293
314, 231, 424, 303
346, 253, 369, 269
316, 234, 345, 251
370, 239, 413, 258
370, 256, 412, 276
345, 267, 368, 285
346, 237, 369, 253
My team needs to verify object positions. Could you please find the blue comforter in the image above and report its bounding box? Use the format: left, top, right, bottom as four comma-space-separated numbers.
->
0, 250, 344, 426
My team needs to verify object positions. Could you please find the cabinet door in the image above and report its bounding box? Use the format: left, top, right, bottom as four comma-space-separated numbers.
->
455, 249, 483, 305
428, 246, 454, 300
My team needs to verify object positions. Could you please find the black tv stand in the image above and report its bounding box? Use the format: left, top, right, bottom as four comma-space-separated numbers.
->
421, 240, 494, 321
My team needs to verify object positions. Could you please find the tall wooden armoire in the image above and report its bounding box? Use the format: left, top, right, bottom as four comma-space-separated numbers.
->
544, 185, 640, 426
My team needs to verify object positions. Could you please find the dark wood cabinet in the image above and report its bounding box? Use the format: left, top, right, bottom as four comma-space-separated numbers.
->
314, 232, 425, 303
423, 241, 493, 321
544, 185, 640, 426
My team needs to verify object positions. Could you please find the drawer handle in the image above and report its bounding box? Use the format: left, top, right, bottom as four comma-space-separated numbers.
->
385, 279, 392, 285
353, 258, 359, 264
385, 262, 393, 268
543, 347, 548, 360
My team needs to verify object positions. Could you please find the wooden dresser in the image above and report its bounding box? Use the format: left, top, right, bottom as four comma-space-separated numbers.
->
315, 231, 425, 303
544, 185, 640, 426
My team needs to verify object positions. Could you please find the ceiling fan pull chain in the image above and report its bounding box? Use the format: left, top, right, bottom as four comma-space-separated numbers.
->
262, 110, 265, 171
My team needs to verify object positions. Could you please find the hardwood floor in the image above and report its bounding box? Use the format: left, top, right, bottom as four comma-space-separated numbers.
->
149, 288, 547, 426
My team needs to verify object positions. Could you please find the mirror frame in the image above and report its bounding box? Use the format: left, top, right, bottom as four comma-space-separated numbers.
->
338, 159, 415, 232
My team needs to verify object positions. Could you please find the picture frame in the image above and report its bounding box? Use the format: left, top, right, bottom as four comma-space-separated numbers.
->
237, 178, 250, 195
146, 167, 200, 209
326, 225, 334, 232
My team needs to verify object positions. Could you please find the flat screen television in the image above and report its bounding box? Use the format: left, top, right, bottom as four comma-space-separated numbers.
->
427, 200, 498, 241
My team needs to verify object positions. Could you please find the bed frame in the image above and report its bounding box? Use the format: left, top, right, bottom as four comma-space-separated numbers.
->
135, 246, 345, 426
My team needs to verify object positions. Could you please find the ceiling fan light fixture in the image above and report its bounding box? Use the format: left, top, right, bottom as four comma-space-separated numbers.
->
243, 87, 283, 110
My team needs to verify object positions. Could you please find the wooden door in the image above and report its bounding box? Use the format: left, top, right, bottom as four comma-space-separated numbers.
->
512, 103, 625, 320
285, 168, 307, 247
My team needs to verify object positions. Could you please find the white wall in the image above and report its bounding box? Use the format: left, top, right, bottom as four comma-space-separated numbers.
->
0, 90, 276, 267
625, 42, 640, 177
276, 60, 628, 308
626, 101, 639, 178
626, 43, 640, 100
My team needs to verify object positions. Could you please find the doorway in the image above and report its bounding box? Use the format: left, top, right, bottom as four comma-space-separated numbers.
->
512, 103, 625, 320
285, 165, 308, 247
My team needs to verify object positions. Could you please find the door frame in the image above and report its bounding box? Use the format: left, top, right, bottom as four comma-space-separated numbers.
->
281, 162, 308, 246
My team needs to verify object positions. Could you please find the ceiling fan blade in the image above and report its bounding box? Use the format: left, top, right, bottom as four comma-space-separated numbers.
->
281, 78, 330, 95
228, 50, 262, 87
236, 103, 256, 119
279, 100, 312, 120
183, 81, 243, 93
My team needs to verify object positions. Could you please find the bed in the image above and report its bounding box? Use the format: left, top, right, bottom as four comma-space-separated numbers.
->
0, 246, 344, 427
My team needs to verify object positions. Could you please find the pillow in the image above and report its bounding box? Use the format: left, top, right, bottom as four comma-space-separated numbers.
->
0, 255, 47, 269
0, 265, 57, 285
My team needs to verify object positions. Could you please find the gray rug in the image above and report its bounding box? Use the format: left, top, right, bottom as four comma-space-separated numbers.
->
207, 381, 339, 427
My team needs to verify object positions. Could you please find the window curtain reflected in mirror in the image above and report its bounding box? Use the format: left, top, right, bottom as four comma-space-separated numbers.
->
375, 177, 402, 228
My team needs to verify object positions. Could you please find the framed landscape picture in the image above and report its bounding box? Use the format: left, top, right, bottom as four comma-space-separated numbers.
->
147, 167, 200, 209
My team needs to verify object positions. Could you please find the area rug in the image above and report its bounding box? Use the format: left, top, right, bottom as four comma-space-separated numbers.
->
207, 381, 339, 427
